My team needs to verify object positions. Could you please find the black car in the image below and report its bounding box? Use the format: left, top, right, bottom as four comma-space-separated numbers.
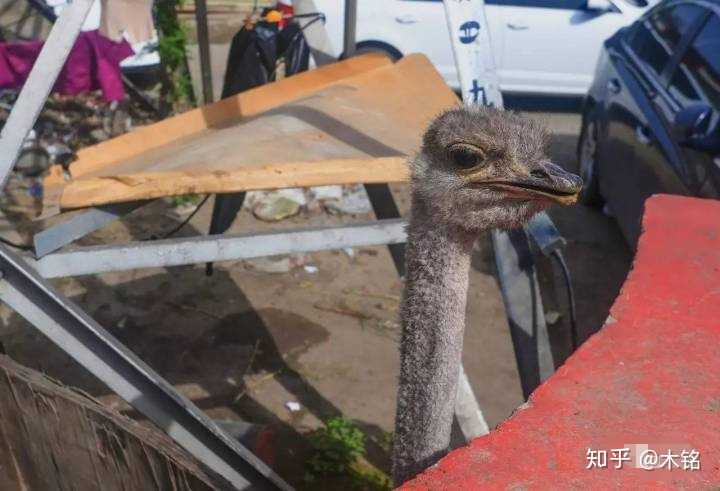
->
578, 0, 720, 245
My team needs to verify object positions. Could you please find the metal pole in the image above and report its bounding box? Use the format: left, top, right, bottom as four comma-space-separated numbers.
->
194, 0, 214, 104
444, 0, 560, 404
455, 365, 490, 438
442, 0, 502, 107
34, 219, 407, 278
342, 0, 357, 58
0, 0, 94, 191
492, 227, 556, 399
443, 0, 499, 441
33, 201, 149, 258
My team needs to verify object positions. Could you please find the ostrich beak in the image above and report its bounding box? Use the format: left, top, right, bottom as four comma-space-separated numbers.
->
470, 161, 583, 205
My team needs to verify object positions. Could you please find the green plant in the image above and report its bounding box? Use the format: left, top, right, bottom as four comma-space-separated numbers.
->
305, 417, 392, 490
350, 465, 392, 491
169, 193, 202, 207
156, 0, 194, 107
379, 431, 393, 454
306, 417, 365, 478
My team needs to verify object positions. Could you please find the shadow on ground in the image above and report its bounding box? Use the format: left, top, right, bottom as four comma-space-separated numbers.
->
1, 210, 394, 488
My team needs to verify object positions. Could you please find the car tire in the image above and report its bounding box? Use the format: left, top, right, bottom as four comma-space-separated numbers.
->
577, 107, 604, 206
352, 41, 403, 62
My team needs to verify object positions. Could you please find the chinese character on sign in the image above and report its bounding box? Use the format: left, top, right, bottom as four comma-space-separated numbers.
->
586, 448, 607, 469
658, 449, 680, 470
470, 79, 486, 105
681, 449, 701, 471
610, 448, 631, 469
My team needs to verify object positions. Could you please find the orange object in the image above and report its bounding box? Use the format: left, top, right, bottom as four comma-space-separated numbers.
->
264, 10, 283, 23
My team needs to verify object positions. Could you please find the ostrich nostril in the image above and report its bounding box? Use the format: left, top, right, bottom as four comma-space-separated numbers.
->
530, 169, 549, 179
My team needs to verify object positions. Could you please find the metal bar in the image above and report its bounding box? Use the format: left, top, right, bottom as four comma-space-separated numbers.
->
293, 0, 337, 66
33, 201, 149, 258
443, 0, 495, 441
206, 193, 247, 276
455, 366, 490, 440
194, 0, 214, 104
342, 0, 357, 58
0, 245, 290, 490
492, 228, 555, 399
0, 0, 94, 191
34, 219, 407, 278
364, 184, 406, 277
442, 0, 502, 107
526, 212, 566, 257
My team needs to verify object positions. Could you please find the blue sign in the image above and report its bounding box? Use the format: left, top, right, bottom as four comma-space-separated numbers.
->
459, 21, 481, 44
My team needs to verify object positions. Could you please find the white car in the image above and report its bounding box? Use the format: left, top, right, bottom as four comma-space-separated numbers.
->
303, 0, 654, 95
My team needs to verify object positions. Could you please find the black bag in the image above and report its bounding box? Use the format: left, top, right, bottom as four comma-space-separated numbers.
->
220, 15, 311, 98
207, 15, 312, 274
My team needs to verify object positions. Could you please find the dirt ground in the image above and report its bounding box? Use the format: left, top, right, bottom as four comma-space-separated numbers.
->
0, 97, 633, 487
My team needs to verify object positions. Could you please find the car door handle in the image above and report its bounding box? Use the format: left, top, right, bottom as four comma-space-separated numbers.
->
635, 126, 652, 145
607, 78, 621, 95
507, 23, 529, 30
396, 15, 418, 24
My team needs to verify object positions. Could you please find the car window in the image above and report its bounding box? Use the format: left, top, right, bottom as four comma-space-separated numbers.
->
483, 0, 586, 8
402, 0, 602, 8
628, 4, 705, 77
668, 14, 720, 110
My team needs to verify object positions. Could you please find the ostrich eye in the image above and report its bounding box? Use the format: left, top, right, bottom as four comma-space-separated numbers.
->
449, 144, 484, 169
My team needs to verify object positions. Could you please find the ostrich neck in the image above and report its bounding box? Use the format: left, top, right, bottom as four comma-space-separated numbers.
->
393, 197, 476, 484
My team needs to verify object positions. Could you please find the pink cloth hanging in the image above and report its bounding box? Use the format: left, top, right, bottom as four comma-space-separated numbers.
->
0, 30, 134, 102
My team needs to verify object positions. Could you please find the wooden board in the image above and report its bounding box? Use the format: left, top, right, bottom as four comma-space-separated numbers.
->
0, 355, 221, 490
47, 54, 459, 211
60, 157, 409, 208
70, 53, 393, 178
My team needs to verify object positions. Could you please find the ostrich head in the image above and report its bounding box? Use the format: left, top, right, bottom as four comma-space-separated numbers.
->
411, 106, 582, 233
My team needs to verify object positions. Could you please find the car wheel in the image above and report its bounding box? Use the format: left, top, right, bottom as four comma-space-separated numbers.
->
353, 41, 403, 62
577, 108, 603, 206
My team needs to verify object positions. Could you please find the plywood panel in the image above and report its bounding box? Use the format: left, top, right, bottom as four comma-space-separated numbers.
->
49, 54, 459, 210
70, 53, 392, 177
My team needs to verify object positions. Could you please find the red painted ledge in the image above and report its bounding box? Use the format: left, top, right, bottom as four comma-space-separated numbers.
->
403, 194, 720, 490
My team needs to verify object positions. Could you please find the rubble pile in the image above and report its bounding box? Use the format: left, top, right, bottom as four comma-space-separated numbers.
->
246, 184, 373, 223
0, 90, 157, 176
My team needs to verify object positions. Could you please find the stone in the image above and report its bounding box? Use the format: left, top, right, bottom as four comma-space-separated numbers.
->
253, 196, 301, 222
325, 186, 372, 215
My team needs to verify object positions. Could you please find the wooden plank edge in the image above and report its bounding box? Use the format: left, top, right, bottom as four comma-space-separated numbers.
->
59, 156, 411, 210
67, 53, 393, 178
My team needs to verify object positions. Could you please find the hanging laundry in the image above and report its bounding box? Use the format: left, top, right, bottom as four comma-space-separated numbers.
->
221, 14, 311, 98
0, 31, 133, 101
99, 0, 155, 45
